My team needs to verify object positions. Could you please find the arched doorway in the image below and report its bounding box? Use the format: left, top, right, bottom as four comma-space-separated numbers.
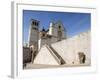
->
78, 52, 86, 64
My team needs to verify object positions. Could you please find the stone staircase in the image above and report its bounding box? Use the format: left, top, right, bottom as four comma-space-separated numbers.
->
46, 44, 66, 65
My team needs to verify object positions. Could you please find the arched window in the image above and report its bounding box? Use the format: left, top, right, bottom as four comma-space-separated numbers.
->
59, 26, 61, 29
34, 22, 36, 26
42, 33, 45, 37
32, 21, 34, 25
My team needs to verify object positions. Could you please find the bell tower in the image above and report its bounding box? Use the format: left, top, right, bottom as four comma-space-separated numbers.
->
28, 19, 39, 51
56, 21, 66, 41
48, 21, 66, 43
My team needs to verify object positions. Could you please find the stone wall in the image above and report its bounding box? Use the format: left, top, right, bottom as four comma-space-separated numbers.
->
52, 31, 90, 65
34, 31, 90, 65
23, 47, 32, 64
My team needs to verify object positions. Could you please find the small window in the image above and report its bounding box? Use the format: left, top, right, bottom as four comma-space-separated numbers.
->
37, 22, 39, 26
32, 22, 34, 25
43, 33, 45, 37
34, 22, 36, 26
59, 26, 61, 29
32, 21, 39, 26
36, 22, 38, 26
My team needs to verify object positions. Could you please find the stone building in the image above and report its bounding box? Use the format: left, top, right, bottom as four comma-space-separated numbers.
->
28, 19, 66, 51
23, 19, 90, 68
28, 19, 39, 51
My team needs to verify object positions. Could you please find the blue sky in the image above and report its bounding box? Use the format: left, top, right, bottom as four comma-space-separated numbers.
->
23, 10, 91, 44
